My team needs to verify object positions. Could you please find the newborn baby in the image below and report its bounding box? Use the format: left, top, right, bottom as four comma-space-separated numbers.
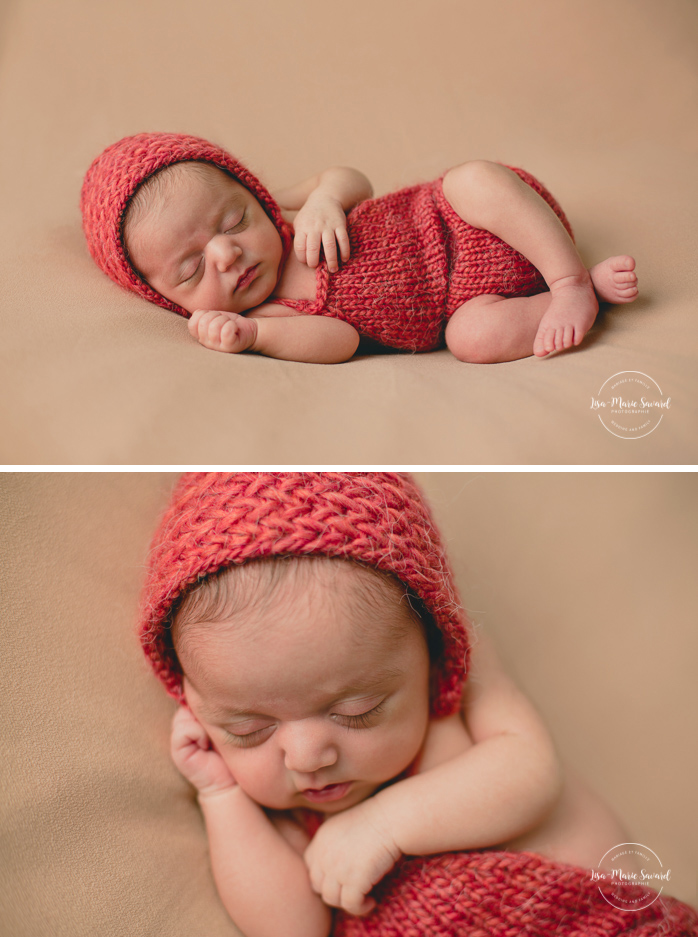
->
82, 133, 638, 363
140, 472, 629, 937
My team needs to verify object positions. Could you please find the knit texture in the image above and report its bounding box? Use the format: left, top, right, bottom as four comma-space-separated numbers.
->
333, 850, 698, 937
139, 471, 468, 718
80, 132, 292, 317
274, 167, 574, 352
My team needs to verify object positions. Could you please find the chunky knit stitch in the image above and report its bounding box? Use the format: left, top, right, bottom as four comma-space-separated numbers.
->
333, 850, 698, 937
139, 471, 468, 718
80, 132, 292, 316
274, 168, 574, 352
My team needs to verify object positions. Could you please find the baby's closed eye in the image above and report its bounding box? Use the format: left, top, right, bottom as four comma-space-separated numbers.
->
333, 703, 385, 729
223, 721, 276, 748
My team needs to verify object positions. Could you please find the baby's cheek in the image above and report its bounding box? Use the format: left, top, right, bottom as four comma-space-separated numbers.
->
377, 719, 429, 777
224, 751, 285, 807
355, 733, 412, 783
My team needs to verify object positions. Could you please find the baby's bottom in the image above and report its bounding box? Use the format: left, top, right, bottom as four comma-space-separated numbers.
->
504, 763, 635, 873
444, 256, 638, 362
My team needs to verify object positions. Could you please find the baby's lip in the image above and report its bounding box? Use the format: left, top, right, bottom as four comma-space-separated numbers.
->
234, 264, 259, 292
301, 781, 353, 804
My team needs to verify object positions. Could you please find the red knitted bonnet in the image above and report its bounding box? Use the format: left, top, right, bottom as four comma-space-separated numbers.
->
80, 132, 292, 317
139, 472, 469, 718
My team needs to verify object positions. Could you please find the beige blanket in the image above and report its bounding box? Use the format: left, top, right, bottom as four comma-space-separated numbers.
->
0, 0, 696, 464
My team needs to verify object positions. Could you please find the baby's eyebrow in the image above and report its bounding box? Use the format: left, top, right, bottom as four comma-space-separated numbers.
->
204, 668, 405, 721
334, 667, 405, 695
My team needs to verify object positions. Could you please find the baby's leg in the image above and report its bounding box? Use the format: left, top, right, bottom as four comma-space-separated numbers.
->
504, 764, 636, 873
442, 162, 638, 361
445, 256, 638, 363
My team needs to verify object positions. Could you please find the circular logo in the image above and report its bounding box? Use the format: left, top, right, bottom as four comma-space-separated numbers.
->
591, 843, 670, 911
591, 371, 670, 439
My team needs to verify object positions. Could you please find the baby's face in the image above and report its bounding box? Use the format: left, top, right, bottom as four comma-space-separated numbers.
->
126, 164, 284, 315
180, 565, 431, 815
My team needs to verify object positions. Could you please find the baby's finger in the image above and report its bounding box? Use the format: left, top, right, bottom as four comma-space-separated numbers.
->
206, 313, 232, 348
322, 230, 339, 273
219, 318, 240, 353
294, 230, 307, 265
306, 861, 324, 897
304, 232, 322, 268
171, 706, 210, 752
190, 309, 219, 343
187, 309, 206, 337
320, 878, 342, 910
339, 885, 374, 917
336, 227, 351, 263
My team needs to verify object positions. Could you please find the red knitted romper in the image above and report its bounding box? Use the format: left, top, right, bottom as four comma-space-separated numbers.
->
81, 134, 572, 353
274, 170, 573, 352
139, 473, 698, 937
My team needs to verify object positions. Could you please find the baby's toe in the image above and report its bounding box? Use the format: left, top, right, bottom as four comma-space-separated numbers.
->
552, 327, 566, 351
533, 329, 550, 357
561, 324, 576, 349
611, 254, 636, 273
618, 286, 639, 302
537, 327, 557, 355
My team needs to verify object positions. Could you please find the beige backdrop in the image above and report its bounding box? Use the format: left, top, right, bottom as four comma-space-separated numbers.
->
0, 0, 696, 464
1, 472, 695, 937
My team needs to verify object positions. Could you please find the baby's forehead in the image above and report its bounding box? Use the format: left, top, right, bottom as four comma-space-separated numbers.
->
176, 557, 420, 657
133, 161, 249, 218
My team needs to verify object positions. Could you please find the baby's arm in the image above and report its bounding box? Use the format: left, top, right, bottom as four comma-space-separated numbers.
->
275, 168, 372, 272
171, 706, 331, 937
304, 632, 562, 912
188, 306, 360, 363
374, 630, 562, 852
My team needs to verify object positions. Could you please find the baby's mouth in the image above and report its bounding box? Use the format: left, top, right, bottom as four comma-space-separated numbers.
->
301, 782, 353, 804
235, 264, 259, 292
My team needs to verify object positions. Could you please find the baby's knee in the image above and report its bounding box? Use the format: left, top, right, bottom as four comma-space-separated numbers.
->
442, 160, 504, 204
445, 299, 502, 364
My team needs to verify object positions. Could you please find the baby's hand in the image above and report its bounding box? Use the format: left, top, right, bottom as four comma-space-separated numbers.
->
188, 309, 258, 354
170, 705, 237, 799
293, 192, 350, 273
303, 797, 401, 916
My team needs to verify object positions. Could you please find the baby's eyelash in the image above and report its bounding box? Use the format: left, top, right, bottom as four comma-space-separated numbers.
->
224, 726, 272, 748
184, 258, 203, 284
338, 704, 384, 729
225, 211, 248, 234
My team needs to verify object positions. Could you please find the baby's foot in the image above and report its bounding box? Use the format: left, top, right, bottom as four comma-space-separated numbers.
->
533, 275, 599, 357
589, 255, 638, 304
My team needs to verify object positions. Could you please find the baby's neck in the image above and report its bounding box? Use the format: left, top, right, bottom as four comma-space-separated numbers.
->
272, 248, 318, 303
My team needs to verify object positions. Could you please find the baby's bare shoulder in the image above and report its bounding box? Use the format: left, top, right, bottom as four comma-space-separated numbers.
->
419, 630, 548, 774
418, 711, 473, 773
464, 629, 554, 746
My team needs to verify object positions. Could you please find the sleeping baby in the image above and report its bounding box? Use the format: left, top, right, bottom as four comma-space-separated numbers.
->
139, 472, 630, 937
82, 133, 638, 363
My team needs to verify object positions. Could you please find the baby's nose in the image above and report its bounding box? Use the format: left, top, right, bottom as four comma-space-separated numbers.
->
280, 722, 338, 774
208, 235, 242, 272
